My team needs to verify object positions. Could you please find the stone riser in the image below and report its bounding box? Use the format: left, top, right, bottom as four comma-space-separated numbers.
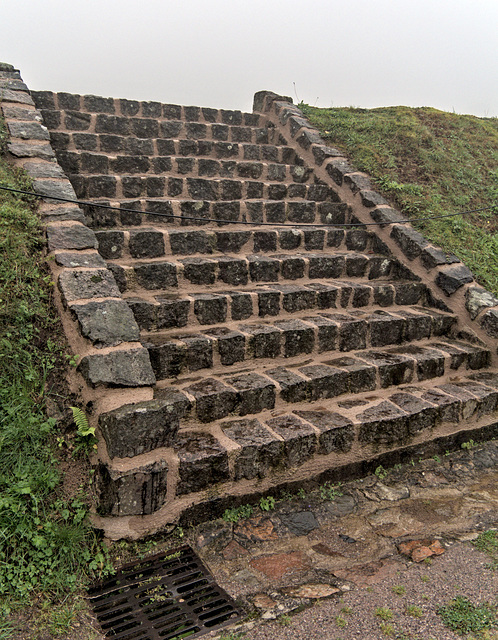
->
81, 199, 349, 229
94, 226, 381, 260
143, 308, 470, 379
109, 252, 397, 296
96, 372, 498, 520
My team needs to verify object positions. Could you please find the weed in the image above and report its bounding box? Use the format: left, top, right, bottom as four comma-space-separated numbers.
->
222, 504, 253, 523
319, 481, 343, 501
437, 596, 497, 636
380, 622, 395, 636
406, 605, 423, 618
340, 606, 353, 616
335, 616, 347, 628
433, 455, 441, 463
278, 614, 292, 626
375, 465, 388, 480
297, 488, 306, 499
259, 496, 276, 512
375, 607, 394, 621
462, 439, 478, 450
421, 575, 430, 583
472, 530, 498, 570
391, 584, 406, 596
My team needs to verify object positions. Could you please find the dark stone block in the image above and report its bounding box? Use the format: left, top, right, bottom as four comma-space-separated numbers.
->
213, 201, 240, 225
266, 366, 309, 403
176, 432, 229, 495
58, 268, 120, 304
390, 225, 429, 260
421, 246, 460, 270
279, 511, 319, 535
87, 175, 116, 198
218, 256, 249, 286
226, 373, 276, 416
65, 111, 91, 130
215, 230, 250, 253
295, 410, 354, 454
230, 293, 253, 320
248, 256, 280, 281
368, 257, 393, 280
135, 261, 177, 290
265, 201, 286, 223
181, 257, 216, 285
231, 126, 252, 142
361, 350, 414, 388
324, 313, 367, 352
279, 228, 302, 250
221, 110, 242, 125
246, 201, 263, 223
237, 161, 263, 179
265, 415, 317, 467
202, 107, 218, 122
163, 103, 182, 119
276, 319, 315, 357
120, 98, 140, 115
326, 356, 377, 393
32, 90, 56, 109
243, 145, 261, 160
146, 177, 166, 197
215, 142, 239, 158
325, 158, 354, 185
261, 145, 278, 161
480, 309, 498, 338
186, 122, 207, 139
142, 101, 161, 117
436, 264, 474, 296
308, 255, 344, 279
177, 157, 195, 174
212, 124, 229, 140
394, 282, 425, 305
122, 176, 143, 198
345, 254, 368, 277
418, 308, 457, 336
395, 309, 432, 341
304, 229, 325, 251
299, 364, 349, 400
129, 229, 165, 258
421, 388, 461, 423
180, 200, 211, 225
99, 134, 124, 152
95, 114, 129, 135
187, 178, 218, 200
99, 394, 189, 458
268, 184, 287, 200
390, 392, 438, 435
95, 230, 124, 259
184, 105, 200, 121
107, 264, 128, 293
130, 118, 159, 138
73, 133, 97, 150
258, 290, 281, 317
40, 109, 60, 129
287, 201, 316, 223
193, 294, 227, 324
370, 207, 402, 227
205, 327, 246, 365
304, 315, 338, 352
156, 296, 190, 328
147, 340, 186, 379
83, 95, 114, 113
80, 152, 109, 173
346, 229, 368, 251
357, 401, 408, 445
287, 183, 307, 198
391, 345, 444, 381
296, 128, 323, 150
111, 155, 150, 174
59, 92, 81, 110
78, 347, 155, 388
187, 378, 238, 422
254, 231, 277, 252
360, 190, 389, 207
241, 323, 281, 358
279, 256, 306, 280
280, 285, 316, 313
319, 203, 347, 225
156, 139, 176, 155
221, 418, 283, 480
180, 334, 214, 372
169, 230, 214, 255
369, 311, 404, 347
70, 299, 139, 348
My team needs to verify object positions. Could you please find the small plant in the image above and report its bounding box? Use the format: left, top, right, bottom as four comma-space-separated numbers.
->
421, 574, 430, 583
71, 406, 98, 454
335, 616, 347, 628
437, 596, 497, 636
278, 614, 291, 626
340, 606, 353, 616
222, 504, 254, 523
391, 584, 406, 596
375, 465, 388, 480
472, 529, 498, 570
406, 605, 423, 618
259, 496, 276, 512
297, 488, 306, 499
433, 454, 441, 463
380, 622, 395, 636
461, 439, 478, 450
319, 481, 343, 501
375, 607, 394, 621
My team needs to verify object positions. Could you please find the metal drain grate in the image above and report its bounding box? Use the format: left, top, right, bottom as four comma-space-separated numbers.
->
88, 545, 243, 639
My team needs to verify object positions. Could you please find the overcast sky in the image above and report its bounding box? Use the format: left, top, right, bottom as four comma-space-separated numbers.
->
3, 0, 498, 117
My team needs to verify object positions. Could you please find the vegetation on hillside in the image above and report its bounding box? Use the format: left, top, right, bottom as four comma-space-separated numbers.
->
0, 120, 112, 637
300, 104, 498, 295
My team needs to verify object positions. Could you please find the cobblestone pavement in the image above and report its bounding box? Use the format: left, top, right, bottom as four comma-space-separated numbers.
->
191, 441, 498, 639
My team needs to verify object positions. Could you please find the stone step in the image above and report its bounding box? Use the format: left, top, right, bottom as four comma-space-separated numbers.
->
71, 173, 335, 202
96, 372, 498, 513
81, 198, 350, 229
94, 225, 385, 260
112, 252, 401, 296
57, 152, 308, 182
140, 307, 463, 379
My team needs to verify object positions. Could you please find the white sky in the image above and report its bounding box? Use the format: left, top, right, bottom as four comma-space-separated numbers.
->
3, 0, 498, 117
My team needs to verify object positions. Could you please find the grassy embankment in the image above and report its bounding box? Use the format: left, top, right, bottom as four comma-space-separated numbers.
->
0, 120, 112, 638
300, 104, 498, 295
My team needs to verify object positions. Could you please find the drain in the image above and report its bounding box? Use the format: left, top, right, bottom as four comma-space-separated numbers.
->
88, 545, 243, 639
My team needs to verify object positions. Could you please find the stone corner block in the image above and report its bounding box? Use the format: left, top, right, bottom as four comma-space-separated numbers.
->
78, 347, 156, 388
253, 90, 292, 113
465, 287, 498, 320
58, 268, 120, 304
33, 179, 76, 202
480, 308, 498, 338
390, 224, 429, 260
435, 264, 473, 296
360, 190, 389, 208
325, 158, 355, 185
69, 299, 140, 348
47, 223, 97, 252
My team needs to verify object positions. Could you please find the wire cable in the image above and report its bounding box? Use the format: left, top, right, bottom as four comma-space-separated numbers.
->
0, 184, 495, 228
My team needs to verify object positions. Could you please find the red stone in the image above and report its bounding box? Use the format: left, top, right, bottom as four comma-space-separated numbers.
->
234, 515, 279, 543
250, 552, 308, 580
222, 540, 249, 560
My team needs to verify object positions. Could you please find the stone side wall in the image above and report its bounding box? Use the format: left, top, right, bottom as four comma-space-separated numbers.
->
253, 91, 498, 351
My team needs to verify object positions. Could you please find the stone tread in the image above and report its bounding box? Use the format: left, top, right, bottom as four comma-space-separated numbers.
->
141, 307, 465, 378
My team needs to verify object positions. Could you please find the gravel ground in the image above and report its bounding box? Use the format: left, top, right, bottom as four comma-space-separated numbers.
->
244, 542, 497, 640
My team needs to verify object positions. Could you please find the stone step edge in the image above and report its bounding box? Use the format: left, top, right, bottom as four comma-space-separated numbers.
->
254, 91, 498, 341
92, 373, 498, 532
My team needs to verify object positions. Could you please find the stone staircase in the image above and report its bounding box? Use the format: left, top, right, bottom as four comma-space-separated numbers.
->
3, 70, 497, 539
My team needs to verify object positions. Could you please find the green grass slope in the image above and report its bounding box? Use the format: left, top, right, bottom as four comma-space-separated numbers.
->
300, 104, 498, 295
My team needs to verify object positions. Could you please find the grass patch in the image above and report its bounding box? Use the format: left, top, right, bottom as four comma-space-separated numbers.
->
300, 103, 498, 295
472, 530, 498, 570
437, 596, 497, 637
0, 120, 113, 633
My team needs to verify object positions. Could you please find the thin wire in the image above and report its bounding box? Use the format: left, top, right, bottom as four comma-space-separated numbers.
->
0, 184, 494, 228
